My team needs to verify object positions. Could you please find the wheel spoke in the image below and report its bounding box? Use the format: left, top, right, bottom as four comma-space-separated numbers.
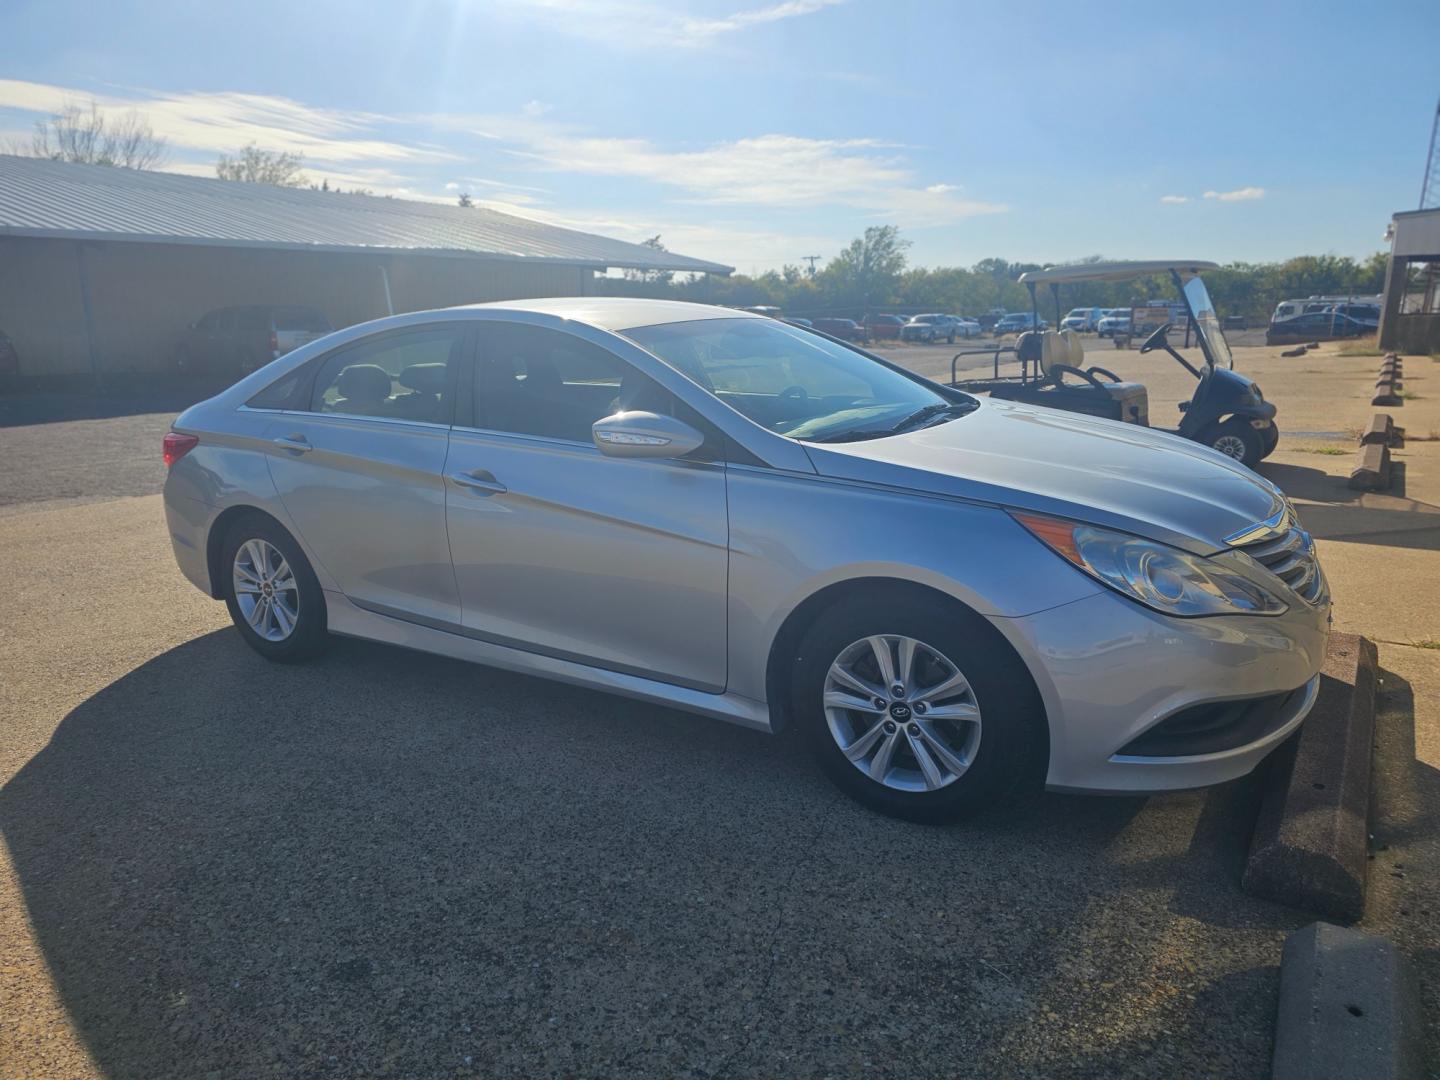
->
868, 729, 899, 781
271, 601, 294, 636
270, 571, 296, 594
866, 636, 897, 688
916, 720, 972, 774
828, 662, 885, 701
914, 669, 969, 705
823, 690, 885, 714
906, 730, 945, 790
896, 636, 917, 691
234, 581, 263, 595
842, 718, 887, 763
246, 595, 269, 631
246, 540, 269, 579
922, 701, 980, 723
234, 563, 262, 587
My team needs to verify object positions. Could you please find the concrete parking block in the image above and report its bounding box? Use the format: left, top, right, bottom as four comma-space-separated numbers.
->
1349, 443, 1393, 491
1360, 414, 1402, 448
1243, 634, 1378, 922
1272, 922, 1427, 1080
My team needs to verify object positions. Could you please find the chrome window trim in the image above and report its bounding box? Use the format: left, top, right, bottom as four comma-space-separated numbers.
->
275, 409, 453, 432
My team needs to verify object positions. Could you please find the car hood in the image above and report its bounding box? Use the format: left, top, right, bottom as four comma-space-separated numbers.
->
801, 397, 1283, 554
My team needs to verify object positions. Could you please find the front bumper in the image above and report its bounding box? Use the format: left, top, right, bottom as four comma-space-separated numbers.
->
997, 586, 1331, 793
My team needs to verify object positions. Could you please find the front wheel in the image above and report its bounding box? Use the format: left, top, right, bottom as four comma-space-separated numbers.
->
1201, 418, 1263, 469
792, 592, 1046, 823
221, 515, 330, 662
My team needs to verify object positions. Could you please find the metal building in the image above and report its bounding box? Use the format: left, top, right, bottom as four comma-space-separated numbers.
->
1378, 207, 1440, 354
0, 154, 730, 381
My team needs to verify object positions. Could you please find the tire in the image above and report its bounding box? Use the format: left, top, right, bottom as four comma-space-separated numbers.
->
1260, 422, 1280, 459
221, 514, 330, 662
791, 590, 1046, 824
1201, 418, 1263, 469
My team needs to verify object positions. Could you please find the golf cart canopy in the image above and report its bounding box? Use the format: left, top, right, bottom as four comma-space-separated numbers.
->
1017, 261, 1220, 285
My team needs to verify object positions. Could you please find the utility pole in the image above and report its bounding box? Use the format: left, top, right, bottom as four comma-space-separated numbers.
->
802, 255, 820, 277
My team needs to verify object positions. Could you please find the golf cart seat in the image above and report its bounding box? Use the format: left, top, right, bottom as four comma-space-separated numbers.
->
998, 330, 1149, 425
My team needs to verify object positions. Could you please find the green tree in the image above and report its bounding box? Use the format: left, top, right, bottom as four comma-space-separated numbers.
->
822, 225, 910, 310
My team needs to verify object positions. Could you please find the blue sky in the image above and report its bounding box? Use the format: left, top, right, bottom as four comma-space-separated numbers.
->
2, 0, 1436, 273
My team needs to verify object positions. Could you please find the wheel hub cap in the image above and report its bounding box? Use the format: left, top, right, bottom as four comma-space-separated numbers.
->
823, 634, 982, 793
232, 538, 299, 643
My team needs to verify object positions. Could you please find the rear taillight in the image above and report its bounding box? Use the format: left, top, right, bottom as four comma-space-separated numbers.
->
163, 432, 199, 467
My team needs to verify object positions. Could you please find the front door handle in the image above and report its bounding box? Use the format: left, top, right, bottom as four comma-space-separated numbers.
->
273, 433, 313, 453
449, 469, 507, 495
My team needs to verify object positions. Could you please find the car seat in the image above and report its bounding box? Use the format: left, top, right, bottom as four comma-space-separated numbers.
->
332, 364, 391, 415
388, 362, 448, 422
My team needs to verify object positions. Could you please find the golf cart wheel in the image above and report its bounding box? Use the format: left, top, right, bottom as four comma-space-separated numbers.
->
1261, 423, 1280, 459
792, 590, 1046, 824
1202, 419, 1263, 469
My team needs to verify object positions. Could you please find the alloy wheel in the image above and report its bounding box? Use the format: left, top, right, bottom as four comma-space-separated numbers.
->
823, 634, 982, 792
232, 538, 299, 642
1212, 434, 1248, 460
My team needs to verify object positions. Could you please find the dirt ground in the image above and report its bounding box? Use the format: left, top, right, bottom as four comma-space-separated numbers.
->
0, 338, 1436, 1077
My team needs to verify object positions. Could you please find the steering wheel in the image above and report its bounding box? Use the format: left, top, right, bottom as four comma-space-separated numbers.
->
1048, 363, 1110, 390
778, 385, 808, 403
1139, 322, 1173, 354
1086, 366, 1122, 383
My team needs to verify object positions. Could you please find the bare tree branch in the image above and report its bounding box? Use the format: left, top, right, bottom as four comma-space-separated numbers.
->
215, 144, 308, 187
23, 100, 168, 169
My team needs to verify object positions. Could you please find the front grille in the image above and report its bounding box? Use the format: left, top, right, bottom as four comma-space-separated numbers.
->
1234, 518, 1325, 604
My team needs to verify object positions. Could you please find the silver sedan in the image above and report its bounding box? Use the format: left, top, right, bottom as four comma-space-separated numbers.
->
163, 299, 1329, 822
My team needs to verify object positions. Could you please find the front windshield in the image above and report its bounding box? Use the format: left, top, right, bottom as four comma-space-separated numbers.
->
623, 317, 965, 442
1179, 274, 1233, 370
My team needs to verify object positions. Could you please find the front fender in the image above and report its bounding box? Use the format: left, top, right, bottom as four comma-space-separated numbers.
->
723, 466, 1102, 703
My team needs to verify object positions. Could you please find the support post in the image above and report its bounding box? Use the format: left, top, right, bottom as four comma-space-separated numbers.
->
379, 263, 394, 316
75, 241, 102, 392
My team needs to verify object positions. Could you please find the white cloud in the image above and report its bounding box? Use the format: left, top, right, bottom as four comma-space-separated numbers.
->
1203, 186, 1265, 202
444, 181, 460, 190
0, 79, 453, 167
1159, 194, 1189, 204
497, 0, 843, 48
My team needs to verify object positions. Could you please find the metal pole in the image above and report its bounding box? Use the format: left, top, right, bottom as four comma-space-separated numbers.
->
379, 263, 394, 316
75, 241, 102, 392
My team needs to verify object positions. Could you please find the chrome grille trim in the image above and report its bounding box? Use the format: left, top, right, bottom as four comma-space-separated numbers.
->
1228, 503, 1325, 605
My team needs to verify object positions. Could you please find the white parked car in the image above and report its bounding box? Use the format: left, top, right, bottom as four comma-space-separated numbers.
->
1097, 309, 1132, 338
1061, 307, 1105, 332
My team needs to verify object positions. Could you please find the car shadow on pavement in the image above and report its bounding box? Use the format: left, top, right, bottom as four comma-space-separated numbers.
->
0, 629, 1301, 1077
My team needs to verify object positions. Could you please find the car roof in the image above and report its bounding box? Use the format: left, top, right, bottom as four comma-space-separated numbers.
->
458, 296, 765, 332
1017, 260, 1220, 285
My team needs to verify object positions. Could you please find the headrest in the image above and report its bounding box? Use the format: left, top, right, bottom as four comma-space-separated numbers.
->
1036, 330, 1084, 375
1057, 328, 1085, 365
336, 364, 391, 402
399, 362, 447, 395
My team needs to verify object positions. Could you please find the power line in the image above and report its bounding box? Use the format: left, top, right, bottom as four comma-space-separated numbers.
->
802, 255, 821, 276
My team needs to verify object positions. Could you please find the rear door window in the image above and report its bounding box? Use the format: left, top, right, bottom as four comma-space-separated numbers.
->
307, 326, 464, 424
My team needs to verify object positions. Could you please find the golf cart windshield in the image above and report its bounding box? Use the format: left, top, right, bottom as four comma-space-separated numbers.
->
1179, 273, 1233, 370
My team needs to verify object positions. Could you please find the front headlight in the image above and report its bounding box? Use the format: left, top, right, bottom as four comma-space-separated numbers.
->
1013, 514, 1288, 617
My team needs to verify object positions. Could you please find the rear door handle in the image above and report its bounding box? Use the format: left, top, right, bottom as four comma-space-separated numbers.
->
449, 469, 507, 495
273, 433, 313, 453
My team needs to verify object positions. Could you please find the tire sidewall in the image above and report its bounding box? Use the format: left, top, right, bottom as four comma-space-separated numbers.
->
221, 515, 328, 662
791, 592, 1046, 823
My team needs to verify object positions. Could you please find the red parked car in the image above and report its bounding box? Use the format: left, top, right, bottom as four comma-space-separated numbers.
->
811, 317, 871, 343
861, 314, 906, 340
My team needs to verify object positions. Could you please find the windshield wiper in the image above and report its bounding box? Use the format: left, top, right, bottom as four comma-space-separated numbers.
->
886, 401, 977, 434
806, 400, 977, 443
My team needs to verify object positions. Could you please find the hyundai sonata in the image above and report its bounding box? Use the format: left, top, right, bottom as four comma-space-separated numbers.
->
163, 299, 1329, 822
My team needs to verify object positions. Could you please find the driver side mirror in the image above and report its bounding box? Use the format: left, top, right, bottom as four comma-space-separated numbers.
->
592, 411, 704, 459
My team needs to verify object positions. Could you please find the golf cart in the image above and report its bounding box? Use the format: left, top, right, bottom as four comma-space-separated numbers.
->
948, 260, 1278, 468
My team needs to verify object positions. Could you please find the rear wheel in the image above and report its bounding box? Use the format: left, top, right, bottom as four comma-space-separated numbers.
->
221, 515, 329, 662
1260, 422, 1280, 459
1202, 418, 1263, 469
792, 592, 1045, 823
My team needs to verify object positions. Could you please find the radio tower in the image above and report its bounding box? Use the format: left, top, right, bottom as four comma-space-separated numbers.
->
1422, 96, 1440, 209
